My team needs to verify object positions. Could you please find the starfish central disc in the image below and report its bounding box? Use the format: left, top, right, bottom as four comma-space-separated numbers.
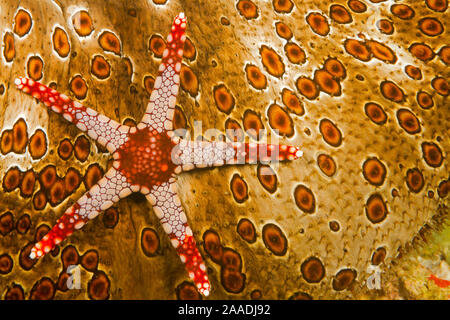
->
116, 127, 177, 189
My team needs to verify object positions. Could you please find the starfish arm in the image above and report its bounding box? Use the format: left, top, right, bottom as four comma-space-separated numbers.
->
14, 77, 129, 153
146, 181, 211, 296
29, 168, 132, 259
173, 140, 303, 172
140, 13, 187, 133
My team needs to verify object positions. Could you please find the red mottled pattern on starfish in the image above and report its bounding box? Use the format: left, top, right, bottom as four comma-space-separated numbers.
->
116, 127, 177, 190
14, 12, 302, 297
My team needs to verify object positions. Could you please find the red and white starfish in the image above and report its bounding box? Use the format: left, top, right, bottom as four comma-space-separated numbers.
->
15, 13, 302, 296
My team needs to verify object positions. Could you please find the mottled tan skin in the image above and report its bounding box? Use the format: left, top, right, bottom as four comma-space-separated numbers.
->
0, 0, 449, 299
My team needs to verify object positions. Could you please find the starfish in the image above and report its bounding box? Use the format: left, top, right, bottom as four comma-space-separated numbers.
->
14, 13, 302, 296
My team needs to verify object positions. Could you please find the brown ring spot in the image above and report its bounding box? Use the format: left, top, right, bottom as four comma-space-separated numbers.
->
289, 292, 313, 300
70, 75, 88, 100
237, 218, 257, 243
202, 229, 223, 264
262, 223, 288, 256
421, 142, 443, 168
237, 0, 259, 19
81, 249, 99, 272
1, 130, 13, 155
376, 19, 394, 35
84, 163, 104, 190
20, 169, 36, 198
72, 10, 93, 37
275, 21, 293, 40
98, 31, 121, 55
294, 184, 316, 214
396, 109, 421, 134
364, 102, 387, 125
221, 247, 242, 271
33, 190, 47, 210
260, 45, 285, 78
58, 138, 73, 160
284, 42, 306, 65
221, 267, 246, 294
306, 12, 330, 36
390, 4, 415, 19
27, 56, 44, 81
64, 167, 81, 195
28, 129, 47, 159
365, 194, 388, 224
30, 277, 55, 300
176, 281, 202, 300
57, 271, 70, 292
88, 271, 110, 300
273, 0, 294, 13
348, 0, 367, 12
332, 269, 357, 291
180, 64, 198, 97
183, 37, 197, 60
173, 105, 188, 131
324, 57, 346, 80
329, 220, 340, 232
257, 164, 278, 193
371, 247, 386, 265
243, 109, 264, 140
314, 69, 341, 96
425, 0, 448, 12
438, 46, 450, 65
48, 178, 66, 206
3, 167, 22, 192
14, 9, 32, 37
437, 179, 450, 198
39, 165, 57, 190
16, 213, 31, 234
250, 289, 262, 300
103, 207, 119, 229
141, 227, 160, 257
5, 284, 25, 300
380, 80, 405, 103
74, 135, 90, 162
91, 55, 111, 80
149, 34, 166, 58
220, 17, 231, 25
406, 168, 424, 193
367, 40, 397, 63
317, 154, 337, 177
230, 174, 249, 203
267, 103, 294, 137
416, 91, 434, 109
143, 75, 155, 96
319, 119, 342, 147
296, 76, 319, 100
330, 4, 353, 24
0, 211, 14, 236
418, 17, 444, 37
3, 32, 15, 62
409, 43, 435, 62
225, 118, 244, 142
362, 157, 387, 186
301, 256, 325, 283
61, 245, 79, 270
404, 65, 422, 80
12, 118, 28, 154
52, 27, 70, 58
431, 76, 449, 96
281, 88, 305, 116
245, 64, 267, 90
19, 242, 37, 270
213, 84, 235, 114
344, 39, 371, 61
